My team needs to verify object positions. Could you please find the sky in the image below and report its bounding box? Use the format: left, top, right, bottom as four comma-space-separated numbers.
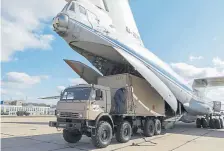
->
1, 0, 224, 105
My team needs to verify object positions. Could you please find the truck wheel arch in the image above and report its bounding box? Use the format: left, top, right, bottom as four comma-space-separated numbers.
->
95, 113, 114, 130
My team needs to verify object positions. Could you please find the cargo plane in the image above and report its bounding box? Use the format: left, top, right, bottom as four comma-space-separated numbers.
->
48, 0, 224, 128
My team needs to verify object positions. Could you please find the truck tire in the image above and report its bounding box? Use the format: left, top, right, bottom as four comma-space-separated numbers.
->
91, 121, 112, 148
154, 119, 162, 135
116, 121, 132, 143
196, 118, 201, 128
63, 129, 82, 143
201, 118, 208, 128
209, 119, 215, 129
214, 119, 221, 129
219, 118, 223, 128
143, 118, 155, 137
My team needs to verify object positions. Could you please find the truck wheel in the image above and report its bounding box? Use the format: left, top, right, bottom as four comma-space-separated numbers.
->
201, 118, 208, 128
209, 119, 215, 129
196, 118, 201, 128
154, 119, 162, 135
219, 118, 223, 128
143, 118, 155, 137
91, 121, 112, 148
214, 119, 221, 129
116, 121, 132, 143
63, 129, 82, 143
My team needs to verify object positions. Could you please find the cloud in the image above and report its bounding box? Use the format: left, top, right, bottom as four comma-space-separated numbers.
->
1, 0, 66, 62
212, 57, 224, 67
171, 57, 224, 102
57, 86, 66, 92
189, 55, 204, 61
2, 72, 49, 89
1, 72, 50, 101
171, 57, 224, 80
4, 72, 49, 85
206, 88, 224, 101
170, 63, 224, 80
1, 88, 25, 100
1, 89, 8, 95
68, 78, 87, 85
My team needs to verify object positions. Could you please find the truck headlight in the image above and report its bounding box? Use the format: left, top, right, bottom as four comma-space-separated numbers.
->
57, 112, 60, 117
78, 113, 83, 118
55, 110, 60, 117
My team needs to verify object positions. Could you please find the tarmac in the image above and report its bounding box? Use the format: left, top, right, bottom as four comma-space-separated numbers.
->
1, 116, 224, 151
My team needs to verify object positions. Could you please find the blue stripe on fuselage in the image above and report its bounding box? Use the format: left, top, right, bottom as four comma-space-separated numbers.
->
69, 19, 193, 93
105, 36, 193, 92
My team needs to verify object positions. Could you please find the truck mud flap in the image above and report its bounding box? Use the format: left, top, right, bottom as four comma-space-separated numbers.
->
113, 47, 177, 112
91, 128, 96, 136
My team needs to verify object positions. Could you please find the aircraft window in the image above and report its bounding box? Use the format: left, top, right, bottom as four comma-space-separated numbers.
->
87, 11, 98, 23
110, 24, 115, 28
102, 0, 109, 12
69, 2, 75, 12
79, 5, 86, 15
62, 3, 69, 12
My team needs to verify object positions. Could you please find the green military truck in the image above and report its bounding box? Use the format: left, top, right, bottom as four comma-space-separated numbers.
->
49, 73, 166, 148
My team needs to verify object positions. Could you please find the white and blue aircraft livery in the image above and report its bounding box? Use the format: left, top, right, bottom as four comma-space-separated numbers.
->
52, 0, 224, 123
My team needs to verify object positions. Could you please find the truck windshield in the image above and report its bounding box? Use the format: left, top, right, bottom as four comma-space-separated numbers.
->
61, 87, 91, 101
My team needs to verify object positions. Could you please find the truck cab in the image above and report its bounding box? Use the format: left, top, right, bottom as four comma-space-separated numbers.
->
49, 84, 115, 147
55, 84, 111, 120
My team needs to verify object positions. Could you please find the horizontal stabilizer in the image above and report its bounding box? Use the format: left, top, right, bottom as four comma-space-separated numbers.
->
38, 96, 60, 100
64, 59, 102, 84
192, 76, 224, 89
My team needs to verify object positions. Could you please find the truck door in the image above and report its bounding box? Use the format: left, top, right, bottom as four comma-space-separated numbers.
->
126, 86, 135, 114
95, 89, 107, 112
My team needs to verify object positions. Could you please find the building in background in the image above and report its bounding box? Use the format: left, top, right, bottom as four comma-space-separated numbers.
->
1, 104, 55, 116
2, 100, 23, 106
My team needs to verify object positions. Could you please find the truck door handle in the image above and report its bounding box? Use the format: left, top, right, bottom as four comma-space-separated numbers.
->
101, 106, 105, 108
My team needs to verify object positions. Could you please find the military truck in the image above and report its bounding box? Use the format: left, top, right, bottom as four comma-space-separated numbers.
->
49, 73, 166, 148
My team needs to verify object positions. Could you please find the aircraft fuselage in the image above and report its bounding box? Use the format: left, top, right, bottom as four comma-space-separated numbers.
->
52, 0, 213, 117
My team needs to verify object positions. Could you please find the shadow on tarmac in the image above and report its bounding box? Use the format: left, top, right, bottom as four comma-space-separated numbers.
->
1, 122, 224, 151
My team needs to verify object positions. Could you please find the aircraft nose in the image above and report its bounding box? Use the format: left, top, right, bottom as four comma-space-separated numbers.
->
52, 13, 69, 33
184, 100, 213, 115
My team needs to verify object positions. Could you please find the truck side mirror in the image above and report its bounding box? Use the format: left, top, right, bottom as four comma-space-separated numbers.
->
96, 89, 102, 98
